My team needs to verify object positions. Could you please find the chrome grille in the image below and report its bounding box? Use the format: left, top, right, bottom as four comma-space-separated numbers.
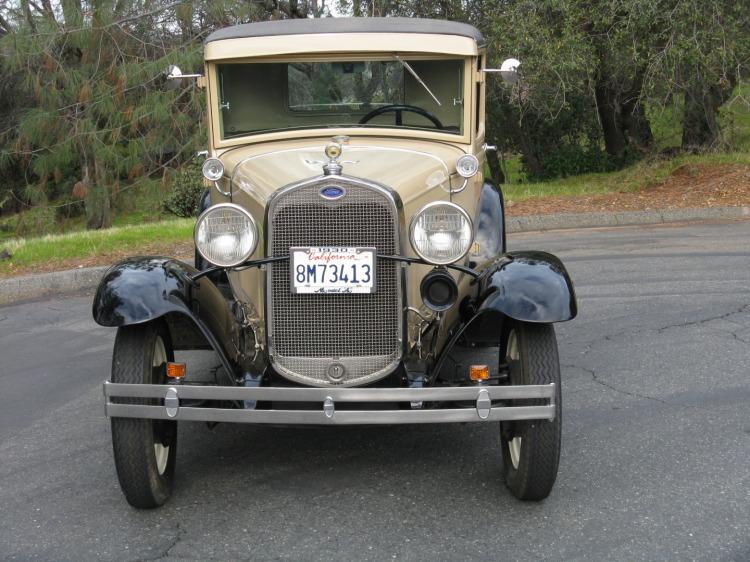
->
267, 177, 402, 386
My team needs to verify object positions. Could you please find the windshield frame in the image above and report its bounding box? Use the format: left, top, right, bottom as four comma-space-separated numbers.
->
207, 53, 474, 149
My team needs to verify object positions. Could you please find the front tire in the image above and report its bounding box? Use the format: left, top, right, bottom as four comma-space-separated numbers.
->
110, 322, 177, 508
500, 322, 562, 501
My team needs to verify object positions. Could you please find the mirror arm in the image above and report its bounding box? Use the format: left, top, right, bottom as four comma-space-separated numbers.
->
168, 73, 202, 79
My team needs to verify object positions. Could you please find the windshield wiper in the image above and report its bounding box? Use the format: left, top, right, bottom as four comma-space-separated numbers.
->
392, 55, 442, 107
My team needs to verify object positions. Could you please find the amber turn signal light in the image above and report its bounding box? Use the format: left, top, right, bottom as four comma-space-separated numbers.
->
166, 362, 186, 378
469, 365, 490, 381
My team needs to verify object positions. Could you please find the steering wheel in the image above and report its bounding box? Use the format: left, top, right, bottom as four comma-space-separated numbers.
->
358, 104, 444, 129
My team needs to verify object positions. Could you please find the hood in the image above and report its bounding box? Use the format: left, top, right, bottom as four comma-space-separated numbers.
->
220, 138, 467, 205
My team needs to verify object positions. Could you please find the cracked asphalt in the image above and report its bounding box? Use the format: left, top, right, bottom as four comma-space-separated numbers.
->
1, 220, 749, 561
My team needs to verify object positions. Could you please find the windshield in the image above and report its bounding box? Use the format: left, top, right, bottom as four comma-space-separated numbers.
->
216, 58, 465, 139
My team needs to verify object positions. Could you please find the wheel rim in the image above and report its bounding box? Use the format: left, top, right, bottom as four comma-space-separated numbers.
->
152, 335, 169, 476
506, 330, 522, 470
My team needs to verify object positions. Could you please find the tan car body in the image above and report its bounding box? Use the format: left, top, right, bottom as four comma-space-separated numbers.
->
203, 33, 488, 351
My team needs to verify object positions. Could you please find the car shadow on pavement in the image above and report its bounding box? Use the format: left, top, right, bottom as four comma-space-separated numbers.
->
171, 420, 518, 503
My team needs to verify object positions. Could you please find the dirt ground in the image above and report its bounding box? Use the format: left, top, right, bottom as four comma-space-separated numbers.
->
506, 163, 750, 215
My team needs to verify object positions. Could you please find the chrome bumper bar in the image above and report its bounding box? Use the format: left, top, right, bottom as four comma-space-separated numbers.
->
103, 382, 556, 425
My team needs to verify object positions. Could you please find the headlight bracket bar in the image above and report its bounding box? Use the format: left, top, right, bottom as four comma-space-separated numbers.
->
190, 254, 480, 283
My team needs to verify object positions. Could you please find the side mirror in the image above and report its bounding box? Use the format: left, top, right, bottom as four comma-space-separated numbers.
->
483, 58, 521, 86
499, 58, 521, 85
166, 65, 183, 80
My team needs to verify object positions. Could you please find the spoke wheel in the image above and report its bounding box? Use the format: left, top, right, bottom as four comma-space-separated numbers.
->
500, 323, 562, 501
152, 336, 170, 476
110, 321, 177, 508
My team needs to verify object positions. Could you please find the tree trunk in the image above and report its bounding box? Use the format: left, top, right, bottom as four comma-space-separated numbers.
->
620, 69, 653, 151
486, 148, 505, 185
595, 81, 627, 160
518, 133, 544, 179
83, 158, 111, 230
681, 83, 731, 152
621, 98, 653, 150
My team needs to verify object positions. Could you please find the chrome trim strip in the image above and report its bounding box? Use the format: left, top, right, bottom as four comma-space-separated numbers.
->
104, 382, 556, 401
105, 404, 554, 424
103, 382, 556, 425
214, 180, 231, 197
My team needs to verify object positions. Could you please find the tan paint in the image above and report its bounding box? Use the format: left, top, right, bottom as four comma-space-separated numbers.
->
204, 33, 478, 61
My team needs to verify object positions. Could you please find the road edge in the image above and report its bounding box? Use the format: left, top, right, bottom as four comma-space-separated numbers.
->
506, 205, 750, 232
0, 266, 109, 306
1, 206, 748, 305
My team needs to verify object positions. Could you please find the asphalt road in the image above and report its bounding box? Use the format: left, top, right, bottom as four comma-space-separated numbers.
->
1, 220, 749, 561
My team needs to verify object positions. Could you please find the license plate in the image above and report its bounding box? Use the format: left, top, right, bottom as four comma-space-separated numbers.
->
290, 247, 376, 294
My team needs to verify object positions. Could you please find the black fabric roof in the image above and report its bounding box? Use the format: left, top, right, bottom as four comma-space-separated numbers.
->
205, 17, 484, 46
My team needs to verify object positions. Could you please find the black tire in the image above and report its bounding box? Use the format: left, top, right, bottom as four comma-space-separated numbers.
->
500, 322, 562, 501
110, 321, 177, 508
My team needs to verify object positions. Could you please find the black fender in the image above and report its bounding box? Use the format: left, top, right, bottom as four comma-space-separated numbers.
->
195, 190, 211, 272
468, 180, 506, 268
92, 257, 239, 383
432, 251, 576, 378
475, 251, 577, 323
198, 188, 212, 214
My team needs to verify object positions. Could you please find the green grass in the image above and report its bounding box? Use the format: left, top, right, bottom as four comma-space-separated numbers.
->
0, 218, 194, 273
502, 151, 750, 202
0, 178, 175, 243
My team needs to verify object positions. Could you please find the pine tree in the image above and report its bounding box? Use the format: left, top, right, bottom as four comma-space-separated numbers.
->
1, 0, 205, 229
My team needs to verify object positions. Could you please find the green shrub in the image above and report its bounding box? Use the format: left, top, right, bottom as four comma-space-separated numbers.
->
530, 145, 616, 181
12, 206, 58, 237
164, 164, 205, 218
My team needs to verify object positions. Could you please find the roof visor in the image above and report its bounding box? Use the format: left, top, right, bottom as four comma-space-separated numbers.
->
204, 17, 482, 60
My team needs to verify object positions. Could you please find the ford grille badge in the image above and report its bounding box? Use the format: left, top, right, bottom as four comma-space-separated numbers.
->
320, 186, 345, 200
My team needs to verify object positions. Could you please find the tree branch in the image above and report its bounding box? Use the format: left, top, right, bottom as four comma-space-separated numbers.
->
111, 1, 186, 28
0, 13, 12, 34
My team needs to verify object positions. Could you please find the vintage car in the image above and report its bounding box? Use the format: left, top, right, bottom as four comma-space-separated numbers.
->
93, 18, 577, 508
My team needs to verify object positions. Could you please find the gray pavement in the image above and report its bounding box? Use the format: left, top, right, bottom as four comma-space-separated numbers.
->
1, 220, 749, 561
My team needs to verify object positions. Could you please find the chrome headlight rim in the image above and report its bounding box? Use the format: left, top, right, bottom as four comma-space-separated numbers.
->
409, 201, 474, 265
201, 157, 225, 182
194, 202, 259, 268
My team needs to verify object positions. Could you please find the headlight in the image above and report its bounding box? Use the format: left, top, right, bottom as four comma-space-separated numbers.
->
202, 158, 224, 182
409, 202, 473, 265
456, 154, 479, 178
194, 203, 258, 267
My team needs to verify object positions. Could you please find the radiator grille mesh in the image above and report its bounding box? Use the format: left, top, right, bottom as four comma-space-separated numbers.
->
267, 178, 401, 386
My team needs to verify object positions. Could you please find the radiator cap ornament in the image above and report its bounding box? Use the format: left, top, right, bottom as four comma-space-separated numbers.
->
323, 137, 347, 176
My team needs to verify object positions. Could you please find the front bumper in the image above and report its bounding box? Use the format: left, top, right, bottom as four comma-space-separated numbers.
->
103, 382, 556, 425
